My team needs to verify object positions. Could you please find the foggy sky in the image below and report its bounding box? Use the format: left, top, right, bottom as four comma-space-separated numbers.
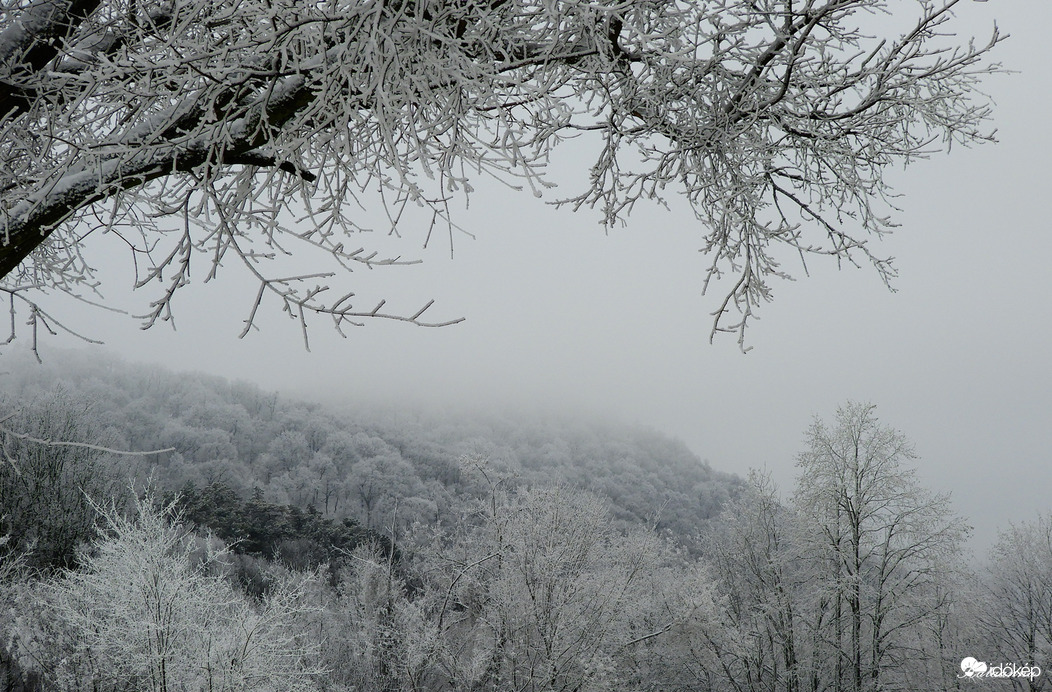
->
11, 1, 1050, 551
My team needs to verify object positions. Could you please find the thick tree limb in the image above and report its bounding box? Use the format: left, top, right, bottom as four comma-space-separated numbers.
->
0, 72, 315, 277
0, 0, 103, 117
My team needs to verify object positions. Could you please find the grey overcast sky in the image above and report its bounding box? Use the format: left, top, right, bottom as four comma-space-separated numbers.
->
13, 1, 1050, 550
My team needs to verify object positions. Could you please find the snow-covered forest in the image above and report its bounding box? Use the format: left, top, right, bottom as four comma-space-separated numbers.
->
0, 354, 1048, 691
0, 0, 1046, 689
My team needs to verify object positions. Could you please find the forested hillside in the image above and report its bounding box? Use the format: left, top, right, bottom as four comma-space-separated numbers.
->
0, 349, 742, 543
2, 355, 1049, 692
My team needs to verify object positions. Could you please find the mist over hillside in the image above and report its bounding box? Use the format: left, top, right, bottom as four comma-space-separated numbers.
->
0, 348, 743, 544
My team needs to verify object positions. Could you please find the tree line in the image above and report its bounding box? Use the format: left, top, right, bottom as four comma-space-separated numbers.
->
0, 350, 743, 549
0, 381, 1048, 690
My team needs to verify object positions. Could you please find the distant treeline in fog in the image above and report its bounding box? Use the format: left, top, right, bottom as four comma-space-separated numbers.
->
0, 350, 741, 544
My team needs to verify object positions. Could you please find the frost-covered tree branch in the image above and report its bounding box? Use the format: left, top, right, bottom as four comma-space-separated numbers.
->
0, 0, 1000, 347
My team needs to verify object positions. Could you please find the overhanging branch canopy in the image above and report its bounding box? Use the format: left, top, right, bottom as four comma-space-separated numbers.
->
0, 0, 1000, 349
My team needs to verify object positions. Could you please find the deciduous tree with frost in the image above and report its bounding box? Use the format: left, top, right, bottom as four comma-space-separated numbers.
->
13, 495, 322, 691
794, 401, 968, 692
0, 0, 1000, 349
980, 514, 1052, 684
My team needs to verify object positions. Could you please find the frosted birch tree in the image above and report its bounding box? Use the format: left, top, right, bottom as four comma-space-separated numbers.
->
794, 401, 968, 692
0, 0, 999, 348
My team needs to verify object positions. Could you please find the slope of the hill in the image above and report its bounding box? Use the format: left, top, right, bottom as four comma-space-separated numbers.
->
0, 348, 743, 543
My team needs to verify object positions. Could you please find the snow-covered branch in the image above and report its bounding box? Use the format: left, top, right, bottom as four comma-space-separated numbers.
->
0, 0, 1001, 346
